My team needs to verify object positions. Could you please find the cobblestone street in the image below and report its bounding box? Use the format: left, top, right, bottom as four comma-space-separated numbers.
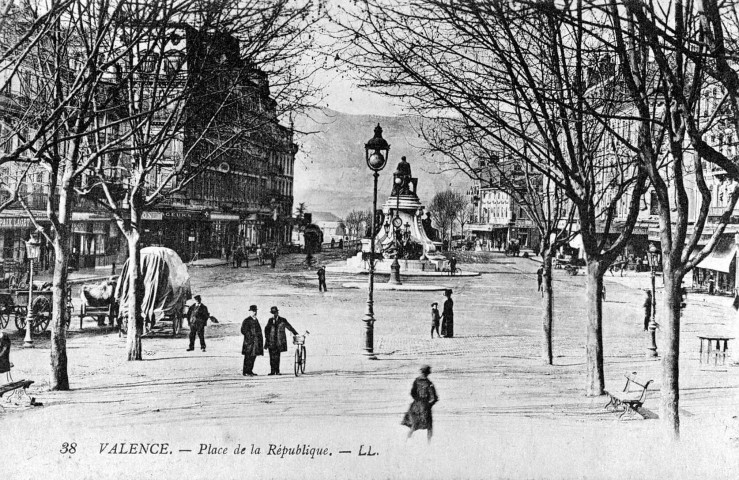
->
1, 253, 738, 479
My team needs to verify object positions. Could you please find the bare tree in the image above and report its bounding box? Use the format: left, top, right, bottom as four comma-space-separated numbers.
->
588, 0, 739, 439
344, 208, 371, 238
420, 117, 576, 365
334, 0, 646, 396
75, 0, 322, 360
428, 189, 466, 250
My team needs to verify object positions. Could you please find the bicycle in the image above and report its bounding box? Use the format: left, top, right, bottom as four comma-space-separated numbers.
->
293, 330, 310, 377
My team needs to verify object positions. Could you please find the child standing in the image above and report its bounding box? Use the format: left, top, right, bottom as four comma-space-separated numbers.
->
430, 302, 441, 338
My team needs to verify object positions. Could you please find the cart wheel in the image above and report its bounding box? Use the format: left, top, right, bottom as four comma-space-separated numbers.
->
31, 297, 51, 333
172, 314, 181, 336
14, 307, 27, 331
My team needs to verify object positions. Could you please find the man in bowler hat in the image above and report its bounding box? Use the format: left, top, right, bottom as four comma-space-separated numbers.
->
263, 306, 298, 375
241, 305, 263, 376
186, 295, 209, 352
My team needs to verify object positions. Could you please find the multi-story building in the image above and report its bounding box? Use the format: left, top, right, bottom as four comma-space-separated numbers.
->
464, 158, 540, 251
1, 11, 296, 273
140, 28, 297, 261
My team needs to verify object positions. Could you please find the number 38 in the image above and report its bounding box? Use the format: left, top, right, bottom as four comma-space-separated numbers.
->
60, 442, 77, 454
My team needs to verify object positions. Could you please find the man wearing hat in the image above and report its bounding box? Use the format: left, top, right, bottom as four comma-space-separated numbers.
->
186, 295, 210, 352
241, 305, 263, 376
440, 289, 454, 338
263, 306, 298, 375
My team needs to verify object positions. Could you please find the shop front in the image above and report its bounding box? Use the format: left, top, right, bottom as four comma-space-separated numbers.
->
70, 213, 123, 269
141, 210, 210, 262
694, 236, 737, 295
210, 212, 240, 257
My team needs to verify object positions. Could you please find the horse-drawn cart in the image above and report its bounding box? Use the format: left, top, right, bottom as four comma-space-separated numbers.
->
79, 278, 118, 328
116, 247, 191, 336
0, 286, 72, 333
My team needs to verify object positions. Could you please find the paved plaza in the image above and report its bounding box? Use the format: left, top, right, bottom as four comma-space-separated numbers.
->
1, 253, 738, 479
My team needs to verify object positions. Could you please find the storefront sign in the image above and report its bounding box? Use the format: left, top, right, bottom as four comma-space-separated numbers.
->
163, 211, 206, 220
209, 213, 240, 222
0, 217, 31, 229
142, 211, 164, 221
71, 212, 113, 221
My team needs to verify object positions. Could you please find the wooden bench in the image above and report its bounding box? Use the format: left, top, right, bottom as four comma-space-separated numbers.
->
0, 379, 34, 408
604, 373, 652, 419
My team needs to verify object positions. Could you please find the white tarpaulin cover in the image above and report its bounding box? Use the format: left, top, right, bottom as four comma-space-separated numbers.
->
115, 247, 192, 322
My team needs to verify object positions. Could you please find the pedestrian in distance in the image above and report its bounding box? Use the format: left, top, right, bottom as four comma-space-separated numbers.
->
440, 289, 454, 338
330, 238, 335, 249
708, 272, 715, 295
257, 245, 264, 266
0, 330, 13, 382
339, 238, 344, 249
449, 256, 457, 276
270, 248, 278, 269
241, 305, 263, 376
643, 289, 652, 331
401, 365, 438, 442
430, 302, 441, 338
236, 245, 245, 268
536, 264, 544, 296
317, 266, 327, 292
263, 306, 298, 375
186, 295, 209, 352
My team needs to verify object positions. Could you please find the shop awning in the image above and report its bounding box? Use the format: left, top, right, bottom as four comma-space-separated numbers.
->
696, 238, 737, 273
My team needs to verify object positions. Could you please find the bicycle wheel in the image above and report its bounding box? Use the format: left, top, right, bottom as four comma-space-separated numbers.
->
294, 348, 301, 377
300, 345, 306, 374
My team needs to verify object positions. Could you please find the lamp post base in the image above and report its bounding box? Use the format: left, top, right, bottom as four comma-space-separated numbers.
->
646, 327, 658, 358
388, 259, 402, 285
362, 314, 377, 360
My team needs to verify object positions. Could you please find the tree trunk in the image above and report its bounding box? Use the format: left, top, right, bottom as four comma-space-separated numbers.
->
661, 268, 681, 439
125, 230, 143, 361
585, 261, 605, 396
541, 248, 554, 365
49, 227, 70, 390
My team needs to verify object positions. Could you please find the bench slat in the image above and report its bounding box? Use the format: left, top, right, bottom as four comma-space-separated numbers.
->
0, 380, 34, 395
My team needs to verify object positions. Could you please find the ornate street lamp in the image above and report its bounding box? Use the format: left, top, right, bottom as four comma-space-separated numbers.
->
647, 243, 660, 358
363, 124, 390, 358
24, 233, 42, 348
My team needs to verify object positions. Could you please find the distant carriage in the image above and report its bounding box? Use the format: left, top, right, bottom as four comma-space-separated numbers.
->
303, 224, 323, 254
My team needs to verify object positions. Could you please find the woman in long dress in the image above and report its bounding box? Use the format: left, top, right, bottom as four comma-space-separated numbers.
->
401, 365, 438, 441
440, 289, 454, 337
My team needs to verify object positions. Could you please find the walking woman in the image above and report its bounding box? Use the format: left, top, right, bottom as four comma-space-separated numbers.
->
401, 365, 438, 442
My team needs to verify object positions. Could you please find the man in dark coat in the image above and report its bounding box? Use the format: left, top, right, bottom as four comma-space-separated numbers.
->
401, 365, 438, 442
643, 289, 653, 331
317, 266, 327, 292
536, 264, 544, 295
186, 295, 209, 352
440, 289, 454, 338
0, 330, 12, 379
241, 305, 263, 376
449, 256, 457, 276
263, 306, 298, 375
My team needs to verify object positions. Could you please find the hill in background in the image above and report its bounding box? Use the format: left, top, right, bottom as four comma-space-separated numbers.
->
292, 108, 469, 220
